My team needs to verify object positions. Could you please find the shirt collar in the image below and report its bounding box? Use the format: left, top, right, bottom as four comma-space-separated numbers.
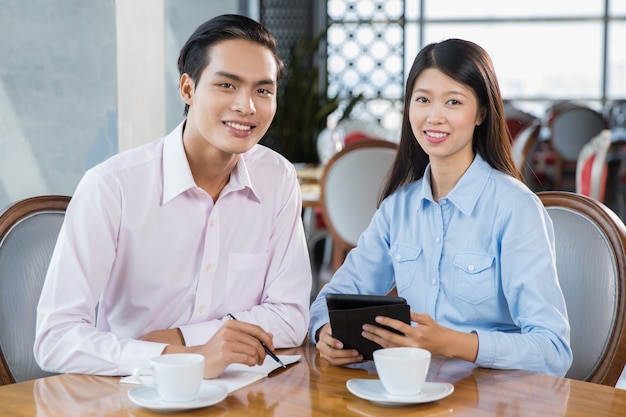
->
447, 154, 492, 215
419, 154, 492, 216
162, 122, 195, 205
162, 121, 260, 204
225, 154, 260, 203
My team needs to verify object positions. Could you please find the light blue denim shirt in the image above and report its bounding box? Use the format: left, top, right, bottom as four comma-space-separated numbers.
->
309, 154, 572, 376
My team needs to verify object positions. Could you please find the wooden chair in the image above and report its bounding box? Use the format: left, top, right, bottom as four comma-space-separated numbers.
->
512, 119, 543, 188
604, 99, 626, 131
505, 107, 537, 143
537, 191, 626, 386
319, 139, 398, 276
576, 130, 612, 201
0, 195, 70, 385
546, 104, 606, 190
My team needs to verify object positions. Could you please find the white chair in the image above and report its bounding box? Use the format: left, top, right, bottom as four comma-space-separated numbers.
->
548, 104, 606, 190
576, 129, 612, 201
604, 99, 626, 131
320, 139, 398, 276
538, 191, 626, 386
0, 195, 70, 385
505, 106, 537, 142
512, 119, 542, 186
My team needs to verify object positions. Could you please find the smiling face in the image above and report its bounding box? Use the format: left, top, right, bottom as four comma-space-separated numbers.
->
180, 39, 278, 157
409, 68, 485, 168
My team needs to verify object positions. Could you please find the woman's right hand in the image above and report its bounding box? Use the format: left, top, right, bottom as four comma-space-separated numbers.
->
315, 323, 363, 365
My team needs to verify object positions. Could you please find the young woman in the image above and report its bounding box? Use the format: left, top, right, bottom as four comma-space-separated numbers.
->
309, 39, 572, 376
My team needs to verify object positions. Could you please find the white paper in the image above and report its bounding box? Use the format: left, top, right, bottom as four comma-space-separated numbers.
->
120, 354, 300, 393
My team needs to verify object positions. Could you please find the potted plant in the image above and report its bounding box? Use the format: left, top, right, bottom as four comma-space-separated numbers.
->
265, 29, 362, 164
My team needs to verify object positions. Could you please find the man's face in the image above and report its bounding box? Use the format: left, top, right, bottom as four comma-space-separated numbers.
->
180, 39, 278, 156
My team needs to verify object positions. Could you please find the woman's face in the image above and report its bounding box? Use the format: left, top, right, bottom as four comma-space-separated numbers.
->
408, 68, 485, 166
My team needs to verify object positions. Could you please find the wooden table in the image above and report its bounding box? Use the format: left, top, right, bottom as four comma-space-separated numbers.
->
296, 165, 322, 208
2, 343, 626, 416
296, 165, 323, 184
300, 183, 321, 208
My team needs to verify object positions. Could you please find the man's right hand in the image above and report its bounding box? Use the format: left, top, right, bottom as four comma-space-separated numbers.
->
315, 323, 363, 365
164, 319, 273, 379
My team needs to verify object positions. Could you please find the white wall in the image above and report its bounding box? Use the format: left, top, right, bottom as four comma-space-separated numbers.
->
0, 0, 117, 207
116, 0, 166, 152
0, 0, 243, 208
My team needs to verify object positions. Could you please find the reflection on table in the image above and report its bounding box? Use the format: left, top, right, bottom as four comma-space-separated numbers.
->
2, 343, 626, 416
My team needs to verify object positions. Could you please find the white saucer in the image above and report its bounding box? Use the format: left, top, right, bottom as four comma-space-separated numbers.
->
128, 381, 228, 412
346, 379, 454, 406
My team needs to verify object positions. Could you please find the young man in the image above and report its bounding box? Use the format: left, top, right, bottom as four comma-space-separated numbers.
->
35, 14, 311, 379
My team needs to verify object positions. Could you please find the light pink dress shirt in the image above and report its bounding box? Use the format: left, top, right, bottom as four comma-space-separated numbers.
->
34, 122, 312, 376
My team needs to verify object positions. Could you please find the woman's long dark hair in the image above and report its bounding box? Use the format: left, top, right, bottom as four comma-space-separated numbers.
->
379, 39, 521, 204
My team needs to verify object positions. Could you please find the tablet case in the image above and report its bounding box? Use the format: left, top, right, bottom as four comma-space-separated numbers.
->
326, 294, 411, 360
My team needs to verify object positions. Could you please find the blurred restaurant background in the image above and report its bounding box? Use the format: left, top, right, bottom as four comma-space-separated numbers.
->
1, 0, 625, 210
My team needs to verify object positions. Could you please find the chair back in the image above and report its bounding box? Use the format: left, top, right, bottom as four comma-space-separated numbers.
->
505, 107, 536, 143
0, 195, 70, 385
538, 191, 626, 386
576, 130, 612, 201
604, 99, 626, 130
512, 119, 542, 173
549, 105, 606, 163
320, 139, 398, 271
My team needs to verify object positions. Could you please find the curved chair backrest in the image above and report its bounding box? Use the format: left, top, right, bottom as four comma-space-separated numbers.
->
0, 195, 70, 385
604, 99, 626, 130
320, 139, 398, 271
505, 107, 537, 143
549, 106, 606, 162
512, 119, 542, 173
576, 130, 612, 201
537, 191, 626, 386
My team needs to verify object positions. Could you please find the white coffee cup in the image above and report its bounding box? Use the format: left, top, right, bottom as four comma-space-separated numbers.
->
373, 347, 431, 396
132, 353, 205, 402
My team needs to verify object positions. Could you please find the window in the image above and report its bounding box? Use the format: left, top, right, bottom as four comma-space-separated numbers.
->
326, 0, 626, 131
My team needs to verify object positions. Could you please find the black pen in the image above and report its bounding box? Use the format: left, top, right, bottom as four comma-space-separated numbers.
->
226, 313, 286, 368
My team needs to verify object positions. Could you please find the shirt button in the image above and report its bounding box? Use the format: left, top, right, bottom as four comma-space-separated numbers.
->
468, 264, 475, 271
395, 254, 401, 261
440, 199, 448, 204
431, 279, 436, 285
435, 237, 441, 243
209, 220, 215, 228
198, 306, 205, 314
205, 263, 212, 271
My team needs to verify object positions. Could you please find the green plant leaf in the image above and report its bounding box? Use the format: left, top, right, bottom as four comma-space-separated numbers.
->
266, 28, 363, 163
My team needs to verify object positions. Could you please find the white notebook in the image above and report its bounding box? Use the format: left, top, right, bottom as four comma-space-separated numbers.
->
120, 354, 301, 393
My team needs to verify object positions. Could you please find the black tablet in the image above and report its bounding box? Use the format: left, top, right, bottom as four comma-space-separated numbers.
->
325, 293, 411, 360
